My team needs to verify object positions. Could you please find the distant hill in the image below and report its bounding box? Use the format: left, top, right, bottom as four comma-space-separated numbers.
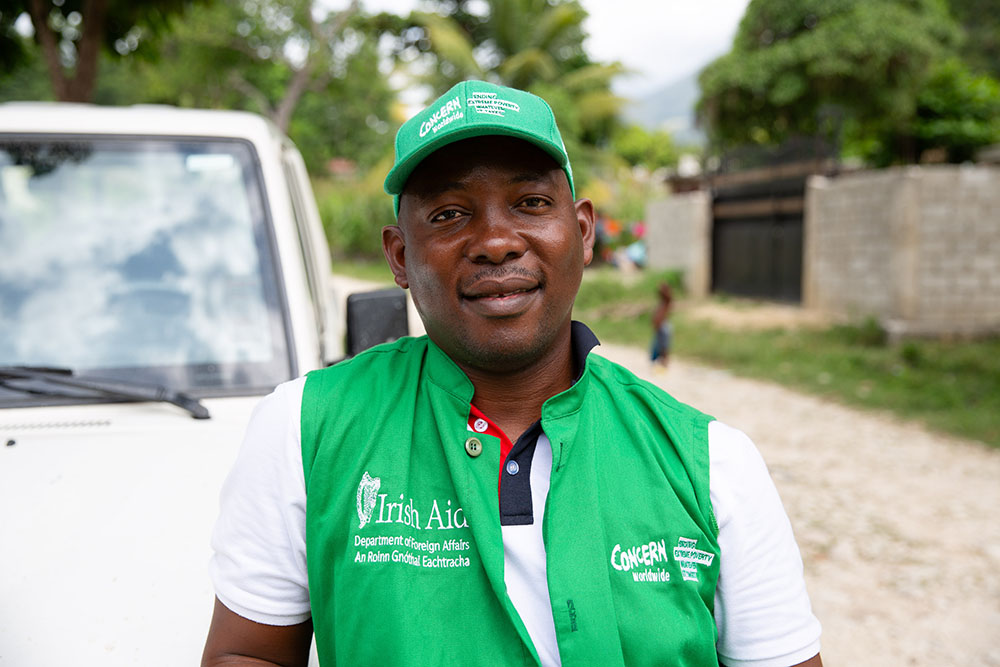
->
622, 71, 705, 147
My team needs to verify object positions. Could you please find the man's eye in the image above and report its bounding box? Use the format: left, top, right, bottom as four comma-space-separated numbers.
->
430, 209, 463, 222
520, 196, 549, 209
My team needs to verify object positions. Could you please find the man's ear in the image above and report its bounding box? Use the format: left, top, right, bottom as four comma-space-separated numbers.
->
575, 198, 597, 267
381, 225, 409, 289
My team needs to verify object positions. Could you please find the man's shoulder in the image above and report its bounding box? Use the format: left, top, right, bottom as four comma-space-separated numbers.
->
307, 335, 430, 382
300, 336, 432, 416
585, 352, 713, 424
299, 336, 434, 464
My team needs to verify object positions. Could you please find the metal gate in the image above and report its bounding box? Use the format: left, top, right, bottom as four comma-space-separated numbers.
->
709, 151, 835, 302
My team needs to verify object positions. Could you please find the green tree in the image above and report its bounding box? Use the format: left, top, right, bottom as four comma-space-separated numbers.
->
912, 58, 1000, 162
418, 0, 593, 88
697, 0, 962, 163
94, 0, 396, 173
0, 15, 50, 101
612, 125, 679, 171
946, 0, 1000, 79
2, 0, 202, 102
385, 0, 625, 182
0, 5, 29, 73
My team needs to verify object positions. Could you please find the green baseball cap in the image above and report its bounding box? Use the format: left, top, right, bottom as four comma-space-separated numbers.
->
384, 80, 574, 215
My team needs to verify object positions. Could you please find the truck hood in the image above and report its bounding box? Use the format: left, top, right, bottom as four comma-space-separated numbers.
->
0, 396, 262, 666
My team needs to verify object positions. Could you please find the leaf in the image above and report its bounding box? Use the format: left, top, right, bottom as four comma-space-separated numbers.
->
498, 47, 557, 86
412, 11, 482, 77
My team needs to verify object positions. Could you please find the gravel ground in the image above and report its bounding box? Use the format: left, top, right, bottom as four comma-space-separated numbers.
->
598, 343, 1000, 667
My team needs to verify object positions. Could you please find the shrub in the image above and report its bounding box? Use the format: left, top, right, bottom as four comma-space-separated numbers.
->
314, 178, 395, 259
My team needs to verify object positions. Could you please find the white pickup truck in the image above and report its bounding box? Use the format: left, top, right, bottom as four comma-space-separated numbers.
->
0, 103, 406, 665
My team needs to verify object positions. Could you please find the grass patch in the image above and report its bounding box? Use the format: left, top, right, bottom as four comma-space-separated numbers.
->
576, 269, 1000, 447
330, 257, 395, 285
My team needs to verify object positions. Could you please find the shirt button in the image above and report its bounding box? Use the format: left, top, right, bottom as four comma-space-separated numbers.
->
473, 418, 489, 433
506, 460, 520, 475
464, 437, 482, 458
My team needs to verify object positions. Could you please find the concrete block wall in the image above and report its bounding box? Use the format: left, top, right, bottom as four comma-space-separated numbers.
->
645, 191, 711, 298
804, 170, 899, 318
804, 165, 1000, 337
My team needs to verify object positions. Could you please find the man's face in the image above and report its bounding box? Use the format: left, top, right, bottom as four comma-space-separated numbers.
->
382, 136, 595, 375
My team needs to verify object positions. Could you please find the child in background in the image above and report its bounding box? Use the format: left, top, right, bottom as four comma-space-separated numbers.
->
650, 283, 673, 372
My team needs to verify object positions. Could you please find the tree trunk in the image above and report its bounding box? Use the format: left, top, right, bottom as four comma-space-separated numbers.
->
273, 57, 314, 133
27, 0, 68, 100
67, 0, 108, 102
28, 0, 108, 102
273, 0, 359, 133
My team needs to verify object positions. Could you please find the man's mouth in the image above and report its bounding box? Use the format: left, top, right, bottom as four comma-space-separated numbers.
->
461, 275, 541, 314
462, 277, 540, 300
469, 286, 537, 300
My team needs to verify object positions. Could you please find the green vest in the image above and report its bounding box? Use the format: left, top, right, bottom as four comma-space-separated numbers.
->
301, 336, 720, 666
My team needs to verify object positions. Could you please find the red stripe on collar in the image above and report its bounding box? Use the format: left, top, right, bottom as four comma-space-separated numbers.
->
468, 404, 513, 497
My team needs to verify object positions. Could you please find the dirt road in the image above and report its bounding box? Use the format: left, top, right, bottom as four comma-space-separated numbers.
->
597, 343, 1000, 667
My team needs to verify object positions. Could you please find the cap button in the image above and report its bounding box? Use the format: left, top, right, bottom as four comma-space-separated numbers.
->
465, 437, 483, 458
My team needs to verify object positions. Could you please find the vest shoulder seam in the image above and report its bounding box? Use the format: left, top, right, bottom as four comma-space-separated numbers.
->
586, 354, 714, 423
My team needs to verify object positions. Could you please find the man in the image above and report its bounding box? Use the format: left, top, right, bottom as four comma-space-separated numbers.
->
203, 81, 822, 666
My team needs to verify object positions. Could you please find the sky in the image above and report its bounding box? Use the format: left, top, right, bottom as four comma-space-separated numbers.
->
322, 0, 752, 101
584, 0, 751, 96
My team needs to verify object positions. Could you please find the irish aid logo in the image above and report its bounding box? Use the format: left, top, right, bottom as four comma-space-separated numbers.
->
357, 471, 381, 528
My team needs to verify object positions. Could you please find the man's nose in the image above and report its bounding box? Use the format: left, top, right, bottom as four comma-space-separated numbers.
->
464, 205, 528, 264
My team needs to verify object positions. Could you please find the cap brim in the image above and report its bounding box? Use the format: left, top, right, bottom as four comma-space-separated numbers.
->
384, 124, 570, 197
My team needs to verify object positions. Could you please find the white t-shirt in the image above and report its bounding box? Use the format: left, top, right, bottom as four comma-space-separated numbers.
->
210, 377, 821, 667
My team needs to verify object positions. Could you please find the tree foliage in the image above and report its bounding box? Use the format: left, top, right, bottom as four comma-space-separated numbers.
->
92, 0, 396, 174
912, 58, 1000, 162
946, 0, 1000, 79
697, 0, 981, 164
2, 0, 201, 102
0, 5, 29, 72
612, 125, 679, 171
383, 0, 625, 186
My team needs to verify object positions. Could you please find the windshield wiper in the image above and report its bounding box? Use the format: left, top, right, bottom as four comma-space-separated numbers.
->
0, 366, 211, 419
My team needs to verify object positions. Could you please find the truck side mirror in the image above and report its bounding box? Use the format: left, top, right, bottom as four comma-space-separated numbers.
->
345, 288, 409, 357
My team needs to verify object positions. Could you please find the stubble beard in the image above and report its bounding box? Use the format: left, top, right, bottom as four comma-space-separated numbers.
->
419, 297, 573, 377
409, 262, 581, 376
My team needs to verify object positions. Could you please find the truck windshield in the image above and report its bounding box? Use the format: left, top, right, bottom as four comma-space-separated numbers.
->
0, 137, 293, 402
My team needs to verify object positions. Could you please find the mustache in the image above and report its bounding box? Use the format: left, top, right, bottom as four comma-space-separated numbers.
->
461, 265, 542, 287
